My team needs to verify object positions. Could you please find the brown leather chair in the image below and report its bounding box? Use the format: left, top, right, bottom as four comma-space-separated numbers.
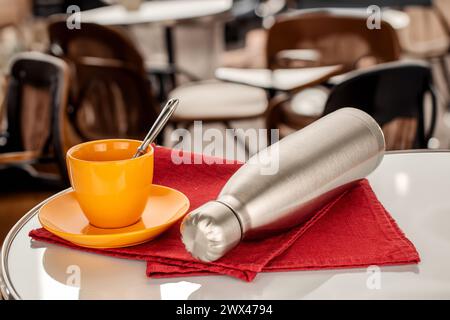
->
265, 9, 402, 134
0, 52, 70, 185
47, 20, 159, 142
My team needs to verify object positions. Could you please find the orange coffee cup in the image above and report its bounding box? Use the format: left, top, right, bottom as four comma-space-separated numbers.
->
66, 139, 154, 229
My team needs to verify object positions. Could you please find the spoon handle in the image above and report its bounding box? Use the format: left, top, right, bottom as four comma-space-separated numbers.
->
133, 98, 179, 158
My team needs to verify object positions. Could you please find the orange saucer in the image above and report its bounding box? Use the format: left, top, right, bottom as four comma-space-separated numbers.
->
38, 185, 190, 249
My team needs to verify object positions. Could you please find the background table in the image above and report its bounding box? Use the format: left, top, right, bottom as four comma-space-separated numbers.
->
215, 65, 343, 94
81, 0, 232, 26
2, 151, 450, 299
81, 0, 232, 82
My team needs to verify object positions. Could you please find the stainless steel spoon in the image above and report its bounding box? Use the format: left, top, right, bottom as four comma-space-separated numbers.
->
133, 98, 179, 158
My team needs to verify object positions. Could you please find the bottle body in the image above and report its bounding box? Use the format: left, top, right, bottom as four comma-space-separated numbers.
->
218, 107, 384, 238
181, 108, 385, 262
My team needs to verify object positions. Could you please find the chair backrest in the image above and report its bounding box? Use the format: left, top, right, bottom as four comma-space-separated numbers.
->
47, 20, 158, 140
2, 52, 69, 173
48, 19, 145, 73
72, 57, 158, 140
323, 61, 437, 149
266, 9, 401, 70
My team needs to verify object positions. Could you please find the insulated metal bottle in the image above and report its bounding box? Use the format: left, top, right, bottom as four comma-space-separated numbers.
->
181, 108, 385, 262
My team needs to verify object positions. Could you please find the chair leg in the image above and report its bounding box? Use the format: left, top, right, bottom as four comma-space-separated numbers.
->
437, 55, 450, 110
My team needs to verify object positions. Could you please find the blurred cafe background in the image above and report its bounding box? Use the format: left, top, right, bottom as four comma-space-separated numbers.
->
0, 0, 449, 244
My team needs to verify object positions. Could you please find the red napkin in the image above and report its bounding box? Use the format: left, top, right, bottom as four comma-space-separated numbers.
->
30, 146, 420, 282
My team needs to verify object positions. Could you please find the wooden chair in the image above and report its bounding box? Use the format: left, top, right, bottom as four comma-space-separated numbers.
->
47, 20, 160, 141
48, 19, 146, 73
70, 57, 159, 141
264, 9, 402, 131
266, 9, 401, 71
0, 52, 70, 185
267, 61, 437, 150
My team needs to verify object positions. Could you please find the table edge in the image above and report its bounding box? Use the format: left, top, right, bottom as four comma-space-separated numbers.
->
1, 149, 450, 299
0, 188, 72, 300
79, 1, 233, 27
215, 65, 344, 92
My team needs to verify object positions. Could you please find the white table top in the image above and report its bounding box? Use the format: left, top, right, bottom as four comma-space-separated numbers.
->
2, 151, 450, 299
301, 7, 410, 30
80, 0, 233, 26
215, 65, 343, 92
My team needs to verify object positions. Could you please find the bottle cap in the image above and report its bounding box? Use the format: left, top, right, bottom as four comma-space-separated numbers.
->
180, 201, 242, 262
